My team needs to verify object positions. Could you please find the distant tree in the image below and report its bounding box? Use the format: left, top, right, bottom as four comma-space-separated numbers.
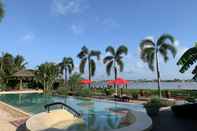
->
77, 46, 101, 87
177, 42, 197, 80
59, 57, 74, 85
139, 34, 177, 98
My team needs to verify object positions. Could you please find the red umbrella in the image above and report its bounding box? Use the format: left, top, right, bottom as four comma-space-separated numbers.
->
106, 78, 128, 85
115, 77, 128, 85
80, 79, 93, 85
107, 80, 116, 85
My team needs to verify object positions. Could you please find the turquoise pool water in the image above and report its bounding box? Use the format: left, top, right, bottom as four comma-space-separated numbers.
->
0, 93, 145, 131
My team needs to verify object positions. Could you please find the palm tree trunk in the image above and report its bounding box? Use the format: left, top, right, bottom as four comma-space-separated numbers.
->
156, 50, 161, 98
64, 68, 68, 87
114, 66, 118, 95
88, 57, 91, 88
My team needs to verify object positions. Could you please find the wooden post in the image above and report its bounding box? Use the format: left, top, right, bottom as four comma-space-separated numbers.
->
20, 79, 23, 90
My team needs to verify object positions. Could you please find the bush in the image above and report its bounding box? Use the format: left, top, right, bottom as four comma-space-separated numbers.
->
130, 90, 139, 99
103, 88, 114, 96
144, 96, 162, 108
77, 88, 92, 97
54, 87, 68, 96
185, 96, 196, 103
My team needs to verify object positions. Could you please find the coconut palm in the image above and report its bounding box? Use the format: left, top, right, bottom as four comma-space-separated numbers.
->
139, 34, 177, 97
59, 57, 74, 85
177, 42, 197, 80
77, 46, 101, 86
103, 45, 128, 94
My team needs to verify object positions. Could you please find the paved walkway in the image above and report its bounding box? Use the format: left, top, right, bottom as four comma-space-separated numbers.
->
151, 108, 197, 131
0, 102, 30, 131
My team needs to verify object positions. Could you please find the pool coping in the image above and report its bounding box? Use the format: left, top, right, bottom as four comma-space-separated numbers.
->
0, 90, 43, 95
0, 101, 32, 117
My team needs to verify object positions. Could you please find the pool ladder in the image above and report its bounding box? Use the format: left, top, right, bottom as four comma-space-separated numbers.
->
44, 102, 81, 118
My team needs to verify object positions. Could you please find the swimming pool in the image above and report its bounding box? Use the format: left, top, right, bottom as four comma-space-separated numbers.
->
0, 93, 146, 131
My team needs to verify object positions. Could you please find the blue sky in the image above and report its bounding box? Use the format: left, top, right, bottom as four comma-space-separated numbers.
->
0, 0, 196, 80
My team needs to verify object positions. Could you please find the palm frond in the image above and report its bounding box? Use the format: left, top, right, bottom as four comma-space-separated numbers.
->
106, 61, 113, 76
160, 43, 177, 58
140, 47, 155, 63
0, 1, 4, 22
177, 47, 197, 73
79, 58, 87, 74
90, 59, 96, 76
90, 50, 101, 60
106, 46, 115, 56
116, 45, 128, 57
140, 39, 155, 50
77, 46, 88, 59
147, 52, 155, 71
103, 56, 113, 64
117, 59, 124, 72
159, 46, 168, 62
157, 34, 175, 46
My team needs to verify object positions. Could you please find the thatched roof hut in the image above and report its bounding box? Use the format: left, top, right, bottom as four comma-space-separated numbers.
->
10, 69, 35, 90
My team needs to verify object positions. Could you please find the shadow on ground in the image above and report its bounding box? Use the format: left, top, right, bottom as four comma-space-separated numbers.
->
151, 109, 197, 131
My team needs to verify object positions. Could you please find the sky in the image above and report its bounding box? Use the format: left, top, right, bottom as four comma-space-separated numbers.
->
0, 0, 196, 80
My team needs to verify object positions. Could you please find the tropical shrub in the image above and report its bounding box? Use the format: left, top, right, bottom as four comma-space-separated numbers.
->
76, 88, 92, 97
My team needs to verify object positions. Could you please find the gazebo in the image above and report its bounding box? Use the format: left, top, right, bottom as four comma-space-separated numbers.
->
10, 69, 35, 90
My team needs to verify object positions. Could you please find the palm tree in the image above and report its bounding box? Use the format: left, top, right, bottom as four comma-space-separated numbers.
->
103, 45, 128, 94
59, 57, 74, 85
139, 34, 177, 98
36, 62, 59, 92
77, 46, 101, 87
14, 55, 27, 71
0, 0, 4, 22
177, 42, 197, 80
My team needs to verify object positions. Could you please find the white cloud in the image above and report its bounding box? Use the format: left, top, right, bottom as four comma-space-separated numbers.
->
70, 24, 84, 35
52, 0, 88, 16
21, 33, 35, 41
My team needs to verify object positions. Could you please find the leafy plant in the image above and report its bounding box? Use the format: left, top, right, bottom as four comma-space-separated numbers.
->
144, 96, 162, 108
177, 42, 197, 80
77, 88, 92, 97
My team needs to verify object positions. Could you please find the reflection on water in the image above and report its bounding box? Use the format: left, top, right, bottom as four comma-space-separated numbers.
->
0, 93, 143, 131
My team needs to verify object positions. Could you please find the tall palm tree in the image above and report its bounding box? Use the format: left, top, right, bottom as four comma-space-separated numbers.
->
177, 42, 197, 80
103, 45, 128, 94
59, 57, 74, 85
139, 34, 177, 98
77, 46, 101, 86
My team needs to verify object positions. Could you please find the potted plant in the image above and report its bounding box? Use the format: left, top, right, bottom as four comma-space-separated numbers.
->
144, 96, 162, 116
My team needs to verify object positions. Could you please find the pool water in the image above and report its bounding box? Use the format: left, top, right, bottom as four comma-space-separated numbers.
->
0, 93, 145, 131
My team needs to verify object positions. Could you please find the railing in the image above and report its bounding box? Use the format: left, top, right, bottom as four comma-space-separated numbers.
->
44, 102, 81, 118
